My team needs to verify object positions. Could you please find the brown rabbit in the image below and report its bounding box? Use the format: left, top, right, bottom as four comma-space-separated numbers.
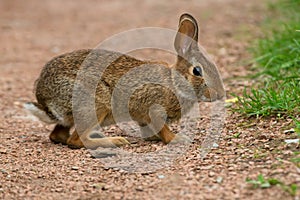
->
24, 13, 225, 149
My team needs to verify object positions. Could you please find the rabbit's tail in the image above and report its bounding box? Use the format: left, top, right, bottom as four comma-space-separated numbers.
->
23, 102, 57, 124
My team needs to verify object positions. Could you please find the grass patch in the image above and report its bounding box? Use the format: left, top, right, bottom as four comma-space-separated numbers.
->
235, 80, 300, 117
246, 174, 298, 196
293, 118, 300, 135
233, 0, 300, 121
291, 151, 300, 167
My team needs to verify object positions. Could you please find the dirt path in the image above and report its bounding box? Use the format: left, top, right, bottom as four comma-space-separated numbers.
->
1, 0, 299, 199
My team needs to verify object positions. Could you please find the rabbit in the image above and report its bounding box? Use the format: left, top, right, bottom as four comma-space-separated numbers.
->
24, 13, 225, 149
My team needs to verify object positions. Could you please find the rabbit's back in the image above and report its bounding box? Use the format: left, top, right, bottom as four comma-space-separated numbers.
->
34, 49, 158, 126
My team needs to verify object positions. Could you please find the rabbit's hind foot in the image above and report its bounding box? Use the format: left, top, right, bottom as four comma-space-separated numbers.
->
67, 130, 130, 149
49, 124, 70, 145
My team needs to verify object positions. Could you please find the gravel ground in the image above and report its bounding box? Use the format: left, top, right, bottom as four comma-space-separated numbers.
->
1, 0, 299, 199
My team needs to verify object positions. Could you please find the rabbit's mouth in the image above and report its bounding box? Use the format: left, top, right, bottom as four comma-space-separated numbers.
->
200, 88, 224, 102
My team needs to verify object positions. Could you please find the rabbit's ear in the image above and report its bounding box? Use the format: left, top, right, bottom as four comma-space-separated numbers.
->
174, 13, 199, 57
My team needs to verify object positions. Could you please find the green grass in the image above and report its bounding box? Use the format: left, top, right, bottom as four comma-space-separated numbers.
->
294, 118, 300, 135
246, 174, 281, 189
233, 0, 300, 121
236, 80, 300, 117
246, 174, 298, 196
252, 24, 300, 80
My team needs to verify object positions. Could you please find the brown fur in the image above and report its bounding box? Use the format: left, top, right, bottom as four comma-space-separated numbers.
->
26, 13, 225, 149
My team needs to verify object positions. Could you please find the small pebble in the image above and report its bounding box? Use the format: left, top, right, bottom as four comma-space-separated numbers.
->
283, 128, 295, 134
71, 166, 79, 170
0, 149, 7, 154
136, 186, 143, 191
208, 172, 215, 177
212, 143, 219, 148
158, 174, 165, 179
284, 139, 299, 144
216, 177, 223, 183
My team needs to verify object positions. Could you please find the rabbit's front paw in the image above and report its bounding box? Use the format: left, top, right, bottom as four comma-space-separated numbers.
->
143, 134, 161, 141
170, 134, 192, 144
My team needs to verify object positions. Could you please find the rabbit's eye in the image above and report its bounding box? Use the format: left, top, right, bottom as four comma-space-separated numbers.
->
193, 66, 202, 76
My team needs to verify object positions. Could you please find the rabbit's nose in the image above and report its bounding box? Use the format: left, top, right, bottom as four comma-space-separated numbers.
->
201, 88, 218, 102
216, 91, 225, 100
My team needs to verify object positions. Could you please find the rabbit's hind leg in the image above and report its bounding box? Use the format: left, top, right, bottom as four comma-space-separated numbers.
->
66, 111, 130, 149
49, 124, 70, 145
82, 135, 130, 149
67, 130, 130, 149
